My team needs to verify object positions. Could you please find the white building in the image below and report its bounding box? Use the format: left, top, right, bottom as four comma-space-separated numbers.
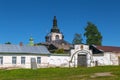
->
0, 44, 120, 69
0, 44, 50, 69
70, 44, 120, 67
49, 44, 120, 68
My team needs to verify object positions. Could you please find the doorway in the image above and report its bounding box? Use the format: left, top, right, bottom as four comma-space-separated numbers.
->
31, 58, 37, 69
77, 54, 87, 67
118, 57, 120, 65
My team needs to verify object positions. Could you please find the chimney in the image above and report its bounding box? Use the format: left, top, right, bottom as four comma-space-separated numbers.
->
19, 42, 23, 46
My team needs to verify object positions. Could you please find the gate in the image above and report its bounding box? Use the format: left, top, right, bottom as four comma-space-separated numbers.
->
77, 54, 87, 67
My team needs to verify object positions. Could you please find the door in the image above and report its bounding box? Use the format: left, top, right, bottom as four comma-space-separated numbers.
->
31, 58, 37, 69
77, 54, 87, 67
118, 57, 120, 65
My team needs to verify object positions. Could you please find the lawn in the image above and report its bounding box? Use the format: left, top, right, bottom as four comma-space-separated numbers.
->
0, 66, 120, 80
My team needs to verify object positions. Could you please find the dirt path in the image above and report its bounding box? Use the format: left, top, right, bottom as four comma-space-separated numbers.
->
91, 72, 114, 78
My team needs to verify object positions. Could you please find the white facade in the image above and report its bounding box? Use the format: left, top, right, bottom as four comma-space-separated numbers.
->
93, 52, 119, 66
0, 54, 70, 69
69, 45, 94, 67
47, 45, 120, 68
0, 44, 120, 69
46, 32, 63, 42
48, 55, 70, 67
0, 54, 49, 69
50, 33, 63, 41
70, 44, 120, 67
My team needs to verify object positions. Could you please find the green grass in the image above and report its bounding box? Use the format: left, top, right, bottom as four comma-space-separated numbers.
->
0, 66, 120, 80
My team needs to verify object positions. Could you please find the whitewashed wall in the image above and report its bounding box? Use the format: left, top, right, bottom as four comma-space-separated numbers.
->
51, 33, 63, 41
93, 52, 119, 66
0, 44, 120, 69
0, 54, 49, 69
70, 44, 120, 67
70, 45, 94, 67
0, 54, 70, 69
48, 55, 70, 67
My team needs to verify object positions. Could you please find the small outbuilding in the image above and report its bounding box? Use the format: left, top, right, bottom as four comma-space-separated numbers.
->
0, 44, 50, 69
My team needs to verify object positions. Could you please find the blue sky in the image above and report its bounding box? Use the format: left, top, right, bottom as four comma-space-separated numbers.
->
0, 0, 120, 46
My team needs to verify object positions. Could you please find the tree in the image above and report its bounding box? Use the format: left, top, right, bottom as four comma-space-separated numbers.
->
54, 48, 64, 54
72, 33, 82, 44
5, 42, 11, 44
84, 22, 102, 45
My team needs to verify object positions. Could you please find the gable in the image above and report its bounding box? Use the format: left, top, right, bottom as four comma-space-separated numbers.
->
89, 45, 103, 54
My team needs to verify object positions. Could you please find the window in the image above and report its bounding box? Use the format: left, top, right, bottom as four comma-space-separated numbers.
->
12, 57, 16, 64
55, 35, 59, 40
37, 57, 41, 64
0, 57, 3, 65
21, 57, 25, 64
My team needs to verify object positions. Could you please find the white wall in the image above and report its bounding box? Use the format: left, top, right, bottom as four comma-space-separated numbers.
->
48, 55, 70, 67
93, 52, 119, 66
0, 44, 120, 69
70, 44, 94, 67
51, 33, 63, 41
0, 54, 70, 69
0, 54, 49, 69
70, 44, 120, 67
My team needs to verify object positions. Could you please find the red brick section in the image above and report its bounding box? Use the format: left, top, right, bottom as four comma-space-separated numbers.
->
19, 42, 23, 46
96, 46, 120, 53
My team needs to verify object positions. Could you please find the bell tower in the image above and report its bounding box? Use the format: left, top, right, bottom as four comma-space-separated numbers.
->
45, 16, 64, 42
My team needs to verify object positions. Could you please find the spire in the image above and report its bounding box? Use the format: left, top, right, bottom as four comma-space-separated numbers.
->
53, 16, 58, 29
51, 16, 60, 33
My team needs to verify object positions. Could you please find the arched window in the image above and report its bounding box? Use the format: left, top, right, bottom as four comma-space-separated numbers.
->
56, 35, 59, 40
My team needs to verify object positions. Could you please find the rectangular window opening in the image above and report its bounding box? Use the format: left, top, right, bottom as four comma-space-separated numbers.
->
0, 57, 3, 65
12, 57, 17, 64
37, 57, 41, 64
21, 57, 25, 64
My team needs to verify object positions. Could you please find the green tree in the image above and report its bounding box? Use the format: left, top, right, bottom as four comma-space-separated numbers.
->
84, 22, 102, 45
54, 48, 64, 54
72, 33, 82, 44
5, 42, 11, 44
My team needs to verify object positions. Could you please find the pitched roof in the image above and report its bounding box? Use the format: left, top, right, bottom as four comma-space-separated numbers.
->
51, 40, 71, 50
0, 44, 50, 54
95, 45, 120, 53
43, 40, 72, 50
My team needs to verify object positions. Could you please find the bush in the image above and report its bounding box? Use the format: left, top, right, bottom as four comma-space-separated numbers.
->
54, 48, 64, 54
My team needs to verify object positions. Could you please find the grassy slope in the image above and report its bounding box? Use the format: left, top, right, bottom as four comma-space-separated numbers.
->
0, 66, 120, 80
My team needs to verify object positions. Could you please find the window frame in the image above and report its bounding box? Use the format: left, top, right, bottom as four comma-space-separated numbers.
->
12, 56, 17, 64
0, 57, 3, 65
37, 57, 41, 64
21, 57, 25, 64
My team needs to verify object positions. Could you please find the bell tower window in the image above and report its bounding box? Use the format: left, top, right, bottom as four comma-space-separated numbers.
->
56, 35, 59, 40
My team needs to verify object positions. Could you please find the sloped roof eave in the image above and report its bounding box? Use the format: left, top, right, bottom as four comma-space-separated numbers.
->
94, 45, 120, 53
0, 52, 51, 55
